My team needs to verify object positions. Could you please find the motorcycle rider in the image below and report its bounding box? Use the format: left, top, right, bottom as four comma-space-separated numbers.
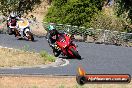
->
9, 13, 30, 38
7, 12, 20, 35
47, 24, 68, 57
47, 24, 76, 50
47, 24, 78, 57
7, 12, 31, 39
7, 12, 17, 34
7, 12, 20, 26
47, 25, 60, 48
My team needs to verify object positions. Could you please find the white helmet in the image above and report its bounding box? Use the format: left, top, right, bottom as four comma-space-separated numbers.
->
10, 12, 17, 18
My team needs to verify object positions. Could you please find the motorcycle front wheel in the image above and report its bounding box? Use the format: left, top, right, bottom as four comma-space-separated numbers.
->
69, 48, 81, 59
26, 31, 34, 41
53, 49, 61, 57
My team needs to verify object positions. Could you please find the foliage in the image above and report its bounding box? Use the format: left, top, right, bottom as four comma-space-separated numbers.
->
45, 0, 104, 26
58, 85, 65, 88
88, 12, 126, 31
0, 0, 41, 16
40, 50, 55, 62
0, 0, 19, 15
115, 0, 132, 24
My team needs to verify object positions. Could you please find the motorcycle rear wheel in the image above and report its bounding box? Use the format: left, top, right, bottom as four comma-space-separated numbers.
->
7, 28, 13, 35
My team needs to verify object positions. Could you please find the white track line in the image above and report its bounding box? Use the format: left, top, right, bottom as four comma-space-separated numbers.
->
60, 59, 69, 66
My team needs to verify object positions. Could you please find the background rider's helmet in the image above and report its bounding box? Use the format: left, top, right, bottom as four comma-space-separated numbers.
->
10, 12, 17, 19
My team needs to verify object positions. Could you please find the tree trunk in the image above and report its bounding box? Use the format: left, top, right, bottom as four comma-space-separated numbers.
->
47, 0, 52, 5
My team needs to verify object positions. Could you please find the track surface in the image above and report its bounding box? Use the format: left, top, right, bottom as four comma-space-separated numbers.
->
0, 34, 132, 75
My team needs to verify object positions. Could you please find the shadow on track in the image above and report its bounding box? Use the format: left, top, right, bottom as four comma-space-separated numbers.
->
59, 56, 84, 60
16, 38, 38, 42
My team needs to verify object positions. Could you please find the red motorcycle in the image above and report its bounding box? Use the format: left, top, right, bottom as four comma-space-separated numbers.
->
53, 33, 81, 59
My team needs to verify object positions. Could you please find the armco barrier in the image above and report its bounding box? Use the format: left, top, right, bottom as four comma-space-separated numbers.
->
43, 22, 132, 46
0, 18, 132, 46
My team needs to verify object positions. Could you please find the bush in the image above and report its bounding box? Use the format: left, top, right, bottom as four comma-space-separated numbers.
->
114, 0, 132, 24
0, 0, 41, 15
40, 50, 56, 62
44, 0, 103, 26
88, 12, 126, 31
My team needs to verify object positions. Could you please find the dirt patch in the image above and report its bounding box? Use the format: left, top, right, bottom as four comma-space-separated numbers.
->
0, 76, 131, 88
25, 0, 50, 36
25, 0, 50, 23
0, 47, 54, 67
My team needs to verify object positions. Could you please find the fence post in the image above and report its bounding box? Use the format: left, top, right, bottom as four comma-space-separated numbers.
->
79, 26, 86, 41
71, 26, 79, 35
95, 29, 103, 43
65, 25, 72, 33
103, 30, 110, 44
56, 24, 63, 31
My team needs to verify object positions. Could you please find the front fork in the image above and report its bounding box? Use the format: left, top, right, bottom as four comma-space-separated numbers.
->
70, 41, 78, 47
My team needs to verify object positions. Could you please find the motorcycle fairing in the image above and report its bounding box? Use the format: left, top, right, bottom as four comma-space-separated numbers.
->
56, 34, 77, 57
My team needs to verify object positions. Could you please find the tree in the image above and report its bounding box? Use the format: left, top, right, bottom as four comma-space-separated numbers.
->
45, 0, 104, 26
0, 0, 41, 16
47, 0, 52, 5
0, 0, 19, 15
115, 0, 132, 24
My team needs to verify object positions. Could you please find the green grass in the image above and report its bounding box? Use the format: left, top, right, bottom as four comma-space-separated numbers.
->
21, 45, 56, 63
21, 45, 30, 51
58, 85, 65, 88
40, 50, 56, 62
0, 47, 54, 67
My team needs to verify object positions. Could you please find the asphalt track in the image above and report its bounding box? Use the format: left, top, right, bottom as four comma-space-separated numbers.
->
0, 34, 132, 76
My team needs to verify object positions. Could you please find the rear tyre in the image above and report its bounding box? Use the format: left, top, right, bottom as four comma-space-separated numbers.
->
7, 28, 13, 35
70, 48, 81, 59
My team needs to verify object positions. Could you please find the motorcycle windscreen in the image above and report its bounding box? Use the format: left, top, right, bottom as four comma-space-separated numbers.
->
57, 35, 65, 42
56, 34, 69, 48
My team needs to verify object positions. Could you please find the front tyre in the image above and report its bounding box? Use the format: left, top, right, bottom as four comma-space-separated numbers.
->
70, 48, 81, 59
26, 31, 34, 41
53, 49, 61, 57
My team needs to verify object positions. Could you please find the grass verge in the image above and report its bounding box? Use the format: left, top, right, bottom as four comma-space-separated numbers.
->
0, 76, 131, 88
40, 50, 56, 62
0, 47, 55, 67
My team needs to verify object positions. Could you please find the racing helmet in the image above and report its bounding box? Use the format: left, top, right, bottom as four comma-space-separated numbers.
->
10, 12, 17, 19
48, 25, 57, 36
48, 25, 55, 30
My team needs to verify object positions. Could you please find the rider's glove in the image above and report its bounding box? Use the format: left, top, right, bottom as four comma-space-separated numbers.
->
50, 44, 54, 48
